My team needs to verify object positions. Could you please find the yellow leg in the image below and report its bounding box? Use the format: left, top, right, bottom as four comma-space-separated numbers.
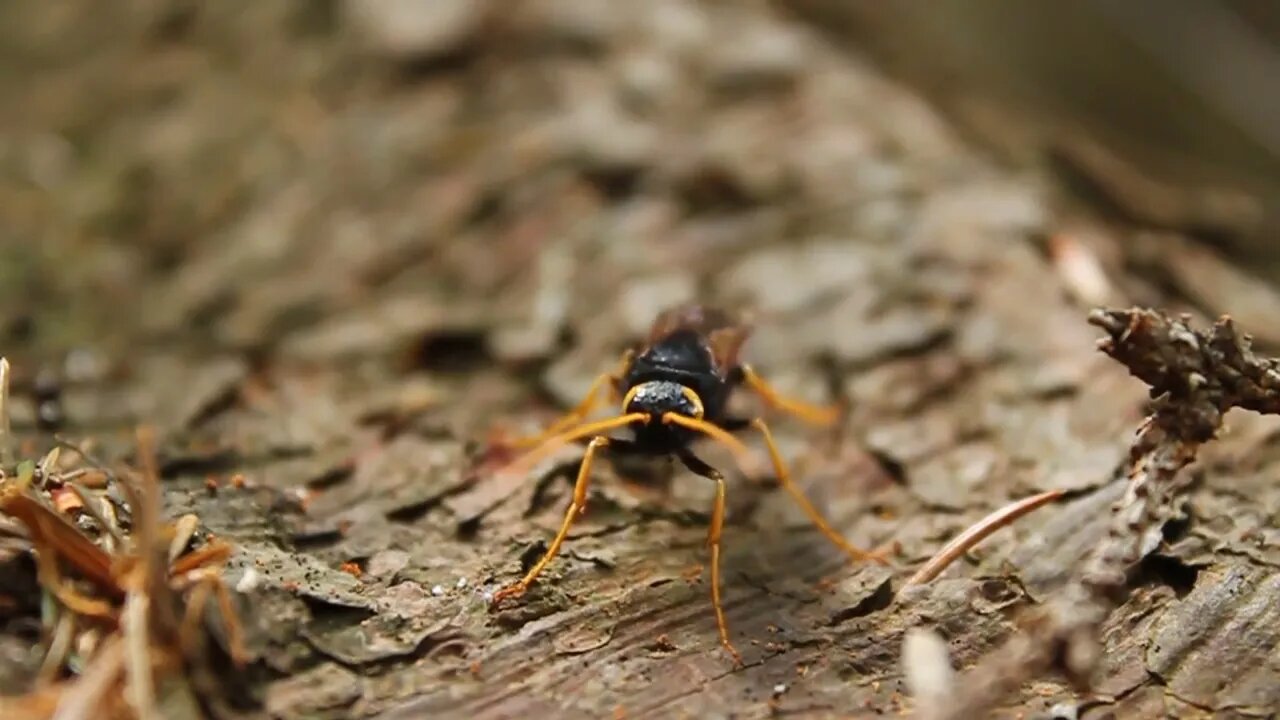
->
751, 418, 888, 564
492, 436, 608, 603
706, 470, 742, 665
741, 365, 839, 426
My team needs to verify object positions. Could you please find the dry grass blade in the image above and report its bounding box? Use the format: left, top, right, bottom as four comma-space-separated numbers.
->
121, 591, 157, 720
38, 611, 77, 685
38, 447, 62, 482
0, 487, 122, 598
179, 578, 216, 667
64, 481, 124, 546
115, 425, 176, 720
0, 412, 250, 718
169, 539, 232, 577
0, 691, 62, 720
905, 489, 1065, 587
167, 514, 200, 564
169, 536, 249, 667
33, 546, 115, 620
52, 636, 126, 720
1, 357, 12, 468
125, 426, 163, 586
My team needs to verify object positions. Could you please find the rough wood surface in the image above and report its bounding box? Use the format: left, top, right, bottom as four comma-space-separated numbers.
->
1, 2, 1278, 719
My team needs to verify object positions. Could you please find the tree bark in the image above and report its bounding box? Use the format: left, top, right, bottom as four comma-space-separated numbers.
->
1, 2, 1277, 719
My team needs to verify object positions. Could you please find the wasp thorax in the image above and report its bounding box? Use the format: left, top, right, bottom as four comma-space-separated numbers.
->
624, 380, 704, 419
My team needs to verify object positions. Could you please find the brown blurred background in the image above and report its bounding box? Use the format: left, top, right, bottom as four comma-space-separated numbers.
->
792, 0, 1280, 280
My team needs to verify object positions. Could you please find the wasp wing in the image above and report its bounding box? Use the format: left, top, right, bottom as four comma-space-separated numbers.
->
646, 304, 752, 378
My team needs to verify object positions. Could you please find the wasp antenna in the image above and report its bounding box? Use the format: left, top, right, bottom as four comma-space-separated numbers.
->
497, 412, 649, 478
661, 413, 753, 464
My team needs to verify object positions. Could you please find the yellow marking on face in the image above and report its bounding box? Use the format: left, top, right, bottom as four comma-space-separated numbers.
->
621, 382, 705, 420
622, 383, 642, 412
680, 386, 705, 419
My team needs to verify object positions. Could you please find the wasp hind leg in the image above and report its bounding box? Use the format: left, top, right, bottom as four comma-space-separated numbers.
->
491, 435, 611, 605
678, 448, 743, 666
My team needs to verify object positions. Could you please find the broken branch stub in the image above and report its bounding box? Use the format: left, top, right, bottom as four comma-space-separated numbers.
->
1089, 307, 1280, 434
926, 307, 1280, 720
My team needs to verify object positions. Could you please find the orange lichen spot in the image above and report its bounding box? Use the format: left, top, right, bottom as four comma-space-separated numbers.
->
650, 634, 676, 652
51, 487, 84, 514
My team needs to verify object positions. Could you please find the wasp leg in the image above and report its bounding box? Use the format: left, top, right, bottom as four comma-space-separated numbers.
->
750, 418, 890, 565
492, 435, 609, 604
740, 364, 840, 427
506, 351, 633, 449
713, 417, 773, 488
678, 449, 743, 665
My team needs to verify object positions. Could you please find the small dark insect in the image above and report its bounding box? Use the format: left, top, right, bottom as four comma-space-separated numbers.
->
489, 304, 890, 664
33, 367, 65, 432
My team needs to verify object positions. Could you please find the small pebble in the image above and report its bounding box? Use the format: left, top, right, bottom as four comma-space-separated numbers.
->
366, 549, 410, 580
236, 568, 261, 594
456, 577, 468, 589
64, 347, 106, 383
772, 683, 787, 695
431, 584, 445, 597
346, 0, 490, 61
1048, 703, 1078, 720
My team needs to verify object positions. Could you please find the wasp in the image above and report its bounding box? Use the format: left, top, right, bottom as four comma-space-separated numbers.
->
489, 304, 889, 663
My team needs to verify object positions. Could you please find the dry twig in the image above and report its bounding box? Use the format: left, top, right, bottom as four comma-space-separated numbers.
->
923, 307, 1280, 719
0, 358, 13, 469
905, 489, 1065, 587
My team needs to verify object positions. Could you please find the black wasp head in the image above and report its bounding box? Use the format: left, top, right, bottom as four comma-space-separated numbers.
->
623, 380, 704, 421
